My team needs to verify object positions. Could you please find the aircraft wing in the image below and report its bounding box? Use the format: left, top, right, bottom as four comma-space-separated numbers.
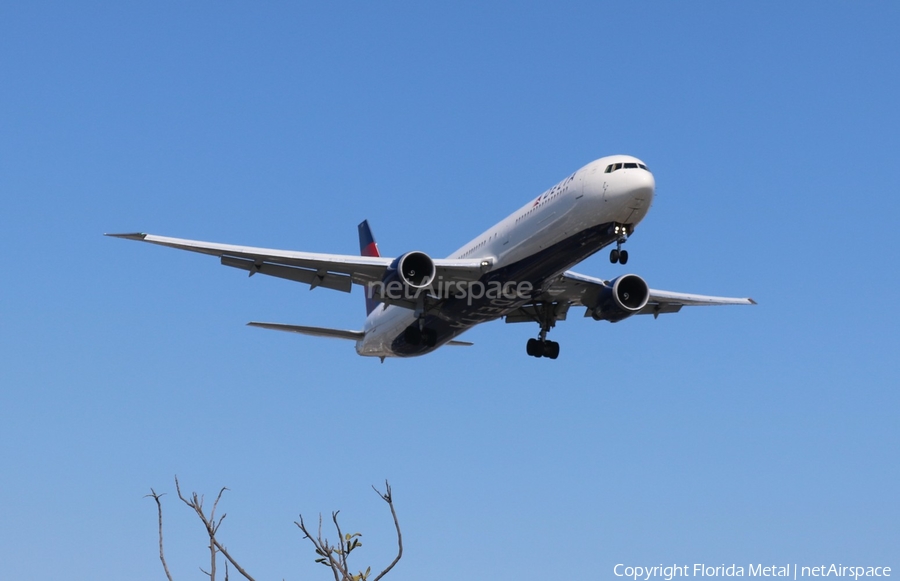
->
106, 232, 486, 293
247, 322, 365, 340
247, 321, 473, 346
543, 270, 756, 316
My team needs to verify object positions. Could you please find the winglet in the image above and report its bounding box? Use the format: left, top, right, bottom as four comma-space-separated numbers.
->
104, 232, 148, 240
358, 220, 380, 258
358, 220, 381, 316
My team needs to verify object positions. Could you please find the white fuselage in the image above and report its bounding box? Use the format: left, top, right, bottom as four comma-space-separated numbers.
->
356, 155, 656, 358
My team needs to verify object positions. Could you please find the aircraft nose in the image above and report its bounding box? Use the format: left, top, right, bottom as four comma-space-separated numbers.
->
627, 167, 655, 202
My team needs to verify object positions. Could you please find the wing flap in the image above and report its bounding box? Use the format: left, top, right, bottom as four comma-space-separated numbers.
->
221, 256, 352, 293
505, 302, 570, 324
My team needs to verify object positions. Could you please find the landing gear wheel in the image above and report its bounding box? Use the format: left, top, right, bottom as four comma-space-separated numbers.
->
618, 250, 628, 265
545, 341, 560, 359
609, 249, 620, 264
526, 339, 560, 359
424, 328, 437, 347
527, 302, 561, 359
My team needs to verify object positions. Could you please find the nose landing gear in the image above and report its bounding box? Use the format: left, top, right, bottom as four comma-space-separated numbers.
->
609, 247, 628, 264
609, 223, 630, 265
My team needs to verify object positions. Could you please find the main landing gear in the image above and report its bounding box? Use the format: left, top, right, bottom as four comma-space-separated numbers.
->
526, 304, 560, 359
405, 294, 437, 347
609, 224, 630, 265
526, 337, 559, 359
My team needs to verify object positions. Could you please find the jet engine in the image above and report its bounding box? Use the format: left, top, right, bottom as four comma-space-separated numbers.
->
383, 251, 436, 292
590, 274, 650, 322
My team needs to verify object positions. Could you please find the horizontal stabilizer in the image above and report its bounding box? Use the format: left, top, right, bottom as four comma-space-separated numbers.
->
247, 322, 364, 341
447, 340, 473, 347
105, 232, 148, 240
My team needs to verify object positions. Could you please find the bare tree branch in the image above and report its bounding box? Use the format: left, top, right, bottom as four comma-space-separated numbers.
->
331, 511, 349, 575
145, 489, 174, 581
211, 487, 228, 529
296, 514, 342, 581
174, 476, 257, 581
371, 481, 402, 581
295, 481, 402, 581
152, 479, 401, 581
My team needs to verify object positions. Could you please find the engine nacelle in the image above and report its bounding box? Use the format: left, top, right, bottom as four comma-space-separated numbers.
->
590, 274, 650, 323
383, 251, 436, 291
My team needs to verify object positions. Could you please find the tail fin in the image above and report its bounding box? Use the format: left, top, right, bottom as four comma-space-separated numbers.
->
358, 220, 381, 316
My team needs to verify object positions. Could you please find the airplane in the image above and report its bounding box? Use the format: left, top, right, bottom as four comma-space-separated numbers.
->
108, 154, 754, 361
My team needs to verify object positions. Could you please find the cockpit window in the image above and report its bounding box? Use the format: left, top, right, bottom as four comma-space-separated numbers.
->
604, 162, 649, 173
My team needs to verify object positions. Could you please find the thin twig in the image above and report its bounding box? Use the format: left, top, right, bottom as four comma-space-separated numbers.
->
371, 481, 402, 581
210, 535, 257, 581
296, 514, 341, 581
145, 489, 175, 581
331, 511, 349, 575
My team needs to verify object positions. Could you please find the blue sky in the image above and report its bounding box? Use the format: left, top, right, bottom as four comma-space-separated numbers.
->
1, 2, 898, 580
